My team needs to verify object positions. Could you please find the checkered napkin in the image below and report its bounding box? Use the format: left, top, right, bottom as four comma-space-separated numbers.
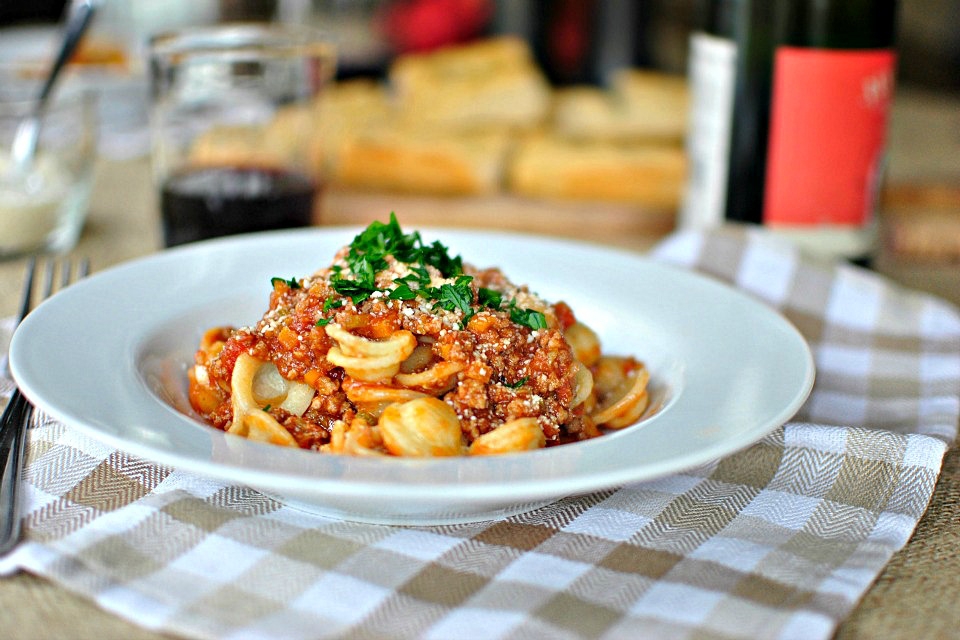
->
1, 226, 958, 640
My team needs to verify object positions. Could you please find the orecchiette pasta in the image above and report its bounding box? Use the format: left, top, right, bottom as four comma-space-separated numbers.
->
468, 418, 546, 455
342, 378, 427, 418
227, 353, 299, 447
591, 366, 650, 429
564, 322, 601, 367
399, 344, 433, 373
250, 361, 316, 416
325, 418, 385, 456
570, 362, 594, 409
393, 361, 464, 393
188, 217, 657, 456
378, 397, 464, 457
325, 323, 417, 382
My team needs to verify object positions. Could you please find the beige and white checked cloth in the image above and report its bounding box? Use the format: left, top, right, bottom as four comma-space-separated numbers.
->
1, 227, 958, 640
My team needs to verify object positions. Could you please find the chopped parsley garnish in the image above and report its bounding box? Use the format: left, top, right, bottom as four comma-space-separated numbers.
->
479, 287, 544, 329
388, 284, 417, 300
395, 266, 431, 289
331, 213, 467, 305
421, 240, 463, 277
315, 317, 331, 327
509, 303, 548, 330
346, 213, 462, 279
351, 214, 419, 268
262, 404, 271, 412
503, 376, 528, 389
431, 275, 474, 316
271, 276, 301, 290
478, 287, 503, 309
322, 215, 549, 331
330, 277, 378, 305
322, 298, 344, 312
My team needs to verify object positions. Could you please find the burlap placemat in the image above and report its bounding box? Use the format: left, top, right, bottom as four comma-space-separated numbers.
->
1, 227, 958, 640
836, 441, 960, 639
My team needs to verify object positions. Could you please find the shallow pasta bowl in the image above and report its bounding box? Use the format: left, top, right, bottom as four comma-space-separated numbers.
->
9, 228, 815, 524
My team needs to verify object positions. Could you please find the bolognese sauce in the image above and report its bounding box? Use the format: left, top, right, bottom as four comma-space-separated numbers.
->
188, 215, 651, 456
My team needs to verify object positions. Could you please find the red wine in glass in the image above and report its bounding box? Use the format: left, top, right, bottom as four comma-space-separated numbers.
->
160, 165, 316, 247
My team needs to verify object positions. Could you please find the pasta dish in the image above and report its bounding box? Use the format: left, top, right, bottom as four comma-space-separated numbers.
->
188, 216, 652, 456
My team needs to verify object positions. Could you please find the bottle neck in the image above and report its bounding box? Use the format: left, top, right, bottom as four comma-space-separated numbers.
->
780, 0, 898, 49
699, 0, 898, 50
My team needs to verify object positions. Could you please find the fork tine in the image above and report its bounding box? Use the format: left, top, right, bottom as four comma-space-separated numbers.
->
32, 256, 87, 310
40, 258, 57, 302
58, 257, 72, 289
15, 257, 37, 325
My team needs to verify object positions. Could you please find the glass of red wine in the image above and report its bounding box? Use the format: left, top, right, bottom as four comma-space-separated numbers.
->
148, 24, 336, 248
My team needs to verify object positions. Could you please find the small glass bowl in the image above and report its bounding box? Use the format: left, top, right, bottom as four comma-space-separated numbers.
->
0, 74, 97, 259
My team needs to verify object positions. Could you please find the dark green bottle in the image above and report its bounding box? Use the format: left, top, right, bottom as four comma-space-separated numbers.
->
682, 0, 898, 262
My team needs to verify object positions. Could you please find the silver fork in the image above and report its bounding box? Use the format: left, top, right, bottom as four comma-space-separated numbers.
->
0, 256, 88, 555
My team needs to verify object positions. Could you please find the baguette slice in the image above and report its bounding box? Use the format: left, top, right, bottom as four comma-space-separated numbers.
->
508, 135, 686, 208
389, 36, 550, 132
333, 126, 511, 196
611, 69, 689, 140
552, 71, 689, 142
312, 79, 394, 174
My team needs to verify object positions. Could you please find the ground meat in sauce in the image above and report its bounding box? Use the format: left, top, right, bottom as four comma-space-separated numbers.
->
192, 251, 588, 450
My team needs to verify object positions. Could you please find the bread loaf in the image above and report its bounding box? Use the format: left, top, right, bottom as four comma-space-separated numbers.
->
508, 135, 686, 207
333, 126, 511, 196
388, 36, 551, 132
312, 79, 393, 174
552, 71, 688, 142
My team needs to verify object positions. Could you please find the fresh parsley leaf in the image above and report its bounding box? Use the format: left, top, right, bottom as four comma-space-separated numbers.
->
388, 284, 417, 300
315, 317, 331, 327
478, 287, 503, 309
262, 404, 272, 412
410, 264, 431, 282
527, 311, 547, 330
393, 274, 419, 287
503, 376, 528, 389
271, 276, 301, 290
509, 304, 547, 330
350, 255, 379, 288
322, 298, 344, 312
394, 269, 431, 290
433, 278, 474, 316
350, 217, 396, 262
417, 286, 438, 300
332, 215, 473, 312
330, 276, 378, 304
421, 240, 463, 277
347, 212, 417, 275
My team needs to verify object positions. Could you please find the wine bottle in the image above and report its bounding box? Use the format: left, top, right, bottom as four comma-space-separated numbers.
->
682, 0, 898, 263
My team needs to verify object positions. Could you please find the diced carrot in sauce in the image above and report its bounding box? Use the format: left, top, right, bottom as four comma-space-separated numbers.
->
303, 369, 322, 387
278, 326, 299, 350
553, 301, 576, 330
366, 316, 397, 339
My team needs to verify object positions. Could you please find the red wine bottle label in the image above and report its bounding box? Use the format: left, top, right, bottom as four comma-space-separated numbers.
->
764, 48, 896, 227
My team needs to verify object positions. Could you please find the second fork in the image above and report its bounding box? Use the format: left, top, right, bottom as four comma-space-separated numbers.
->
0, 255, 88, 555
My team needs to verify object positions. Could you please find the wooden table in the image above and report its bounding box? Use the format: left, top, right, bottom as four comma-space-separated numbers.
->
1, 87, 959, 639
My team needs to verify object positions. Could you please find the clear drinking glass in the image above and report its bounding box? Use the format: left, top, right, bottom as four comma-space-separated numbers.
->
0, 74, 97, 259
148, 23, 336, 247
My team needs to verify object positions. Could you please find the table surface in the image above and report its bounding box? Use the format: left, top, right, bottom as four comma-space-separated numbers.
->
2, 88, 959, 639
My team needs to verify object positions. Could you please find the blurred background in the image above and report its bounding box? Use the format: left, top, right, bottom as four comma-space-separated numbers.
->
0, 0, 957, 273
2, 0, 957, 89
